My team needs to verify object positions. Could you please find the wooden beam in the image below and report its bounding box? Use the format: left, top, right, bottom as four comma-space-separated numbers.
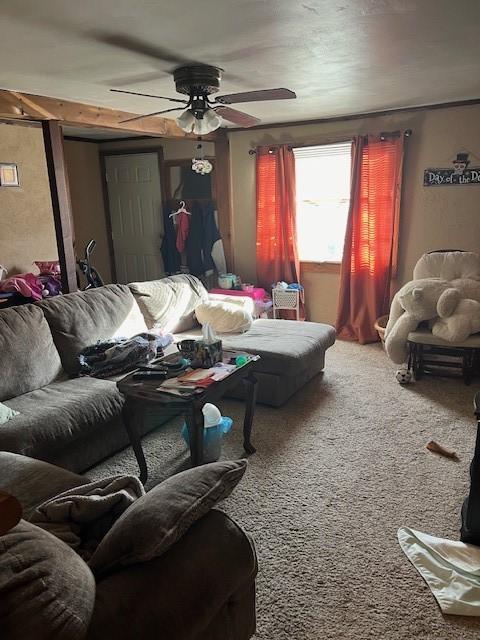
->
42, 120, 78, 293
0, 90, 221, 140
214, 133, 234, 271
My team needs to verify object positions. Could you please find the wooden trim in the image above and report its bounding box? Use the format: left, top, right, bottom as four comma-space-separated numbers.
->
214, 136, 234, 272
0, 89, 222, 140
64, 134, 157, 144
42, 120, 78, 293
64, 135, 104, 144
301, 261, 341, 274
95, 135, 156, 144
228, 97, 480, 133
98, 152, 117, 282
99, 147, 166, 281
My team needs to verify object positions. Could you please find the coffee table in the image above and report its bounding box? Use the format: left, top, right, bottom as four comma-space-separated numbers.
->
117, 351, 259, 484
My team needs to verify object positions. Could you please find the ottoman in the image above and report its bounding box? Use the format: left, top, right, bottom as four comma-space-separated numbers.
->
176, 319, 336, 407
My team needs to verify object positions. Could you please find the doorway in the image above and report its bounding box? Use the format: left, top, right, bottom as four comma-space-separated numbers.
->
103, 151, 165, 283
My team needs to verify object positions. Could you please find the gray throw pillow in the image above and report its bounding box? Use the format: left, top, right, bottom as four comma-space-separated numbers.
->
0, 520, 95, 640
89, 459, 247, 577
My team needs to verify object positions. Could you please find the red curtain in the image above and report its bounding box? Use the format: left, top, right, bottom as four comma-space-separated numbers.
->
256, 145, 300, 290
336, 134, 404, 343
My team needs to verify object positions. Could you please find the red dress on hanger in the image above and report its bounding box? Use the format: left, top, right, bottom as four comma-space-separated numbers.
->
176, 210, 190, 253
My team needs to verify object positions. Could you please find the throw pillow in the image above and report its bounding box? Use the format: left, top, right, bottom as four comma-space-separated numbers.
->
0, 520, 95, 640
89, 459, 247, 577
195, 301, 253, 333
129, 274, 209, 333
0, 402, 18, 425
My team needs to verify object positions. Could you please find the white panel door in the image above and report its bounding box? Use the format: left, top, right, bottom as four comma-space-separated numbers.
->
105, 152, 164, 283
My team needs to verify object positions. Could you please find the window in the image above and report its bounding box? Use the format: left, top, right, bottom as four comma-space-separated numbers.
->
293, 141, 352, 263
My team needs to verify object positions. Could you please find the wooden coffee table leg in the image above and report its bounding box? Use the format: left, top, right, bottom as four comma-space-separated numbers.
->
122, 400, 148, 485
242, 373, 257, 455
186, 404, 204, 466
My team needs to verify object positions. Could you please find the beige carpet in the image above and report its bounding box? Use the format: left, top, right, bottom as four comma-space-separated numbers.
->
89, 340, 480, 639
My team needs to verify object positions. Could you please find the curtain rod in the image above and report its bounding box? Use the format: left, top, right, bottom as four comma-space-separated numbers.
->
248, 129, 412, 154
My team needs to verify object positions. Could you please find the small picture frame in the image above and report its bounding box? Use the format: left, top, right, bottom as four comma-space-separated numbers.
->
0, 164, 19, 187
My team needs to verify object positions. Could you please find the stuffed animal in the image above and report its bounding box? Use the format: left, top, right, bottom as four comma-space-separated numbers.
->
385, 278, 480, 364
432, 292, 480, 343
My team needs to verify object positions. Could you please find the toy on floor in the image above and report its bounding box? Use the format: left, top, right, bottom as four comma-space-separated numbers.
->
395, 367, 412, 384
426, 439, 459, 460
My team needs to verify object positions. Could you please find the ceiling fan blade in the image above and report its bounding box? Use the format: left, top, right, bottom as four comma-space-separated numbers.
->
106, 71, 168, 88
111, 89, 188, 104
214, 106, 261, 128
216, 88, 296, 105
94, 33, 194, 67
120, 107, 185, 124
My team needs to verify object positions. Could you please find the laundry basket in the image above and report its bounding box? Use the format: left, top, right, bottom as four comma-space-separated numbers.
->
272, 288, 300, 320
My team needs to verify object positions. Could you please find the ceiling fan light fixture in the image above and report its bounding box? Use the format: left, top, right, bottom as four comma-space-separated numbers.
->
176, 109, 196, 132
203, 108, 221, 129
191, 109, 221, 135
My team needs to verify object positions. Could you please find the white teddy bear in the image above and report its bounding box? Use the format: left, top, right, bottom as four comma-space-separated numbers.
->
432, 288, 480, 343
385, 279, 480, 363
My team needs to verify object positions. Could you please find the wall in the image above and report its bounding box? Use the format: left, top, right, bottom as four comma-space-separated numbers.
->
0, 122, 57, 275
64, 136, 216, 285
64, 140, 113, 284
228, 104, 480, 324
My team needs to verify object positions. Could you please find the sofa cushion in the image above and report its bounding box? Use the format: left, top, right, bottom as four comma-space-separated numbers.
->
129, 274, 208, 334
37, 284, 148, 375
195, 300, 253, 333
0, 452, 88, 520
0, 377, 124, 464
89, 459, 247, 577
0, 304, 62, 402
0, 520, 95, 640
176, 319, 336, 376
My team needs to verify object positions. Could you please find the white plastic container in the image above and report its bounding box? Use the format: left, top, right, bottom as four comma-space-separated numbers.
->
202, 403, 222, 462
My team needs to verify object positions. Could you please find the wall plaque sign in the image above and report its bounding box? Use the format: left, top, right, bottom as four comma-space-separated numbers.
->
424, 153, 480, 187
0, 163, 19, 187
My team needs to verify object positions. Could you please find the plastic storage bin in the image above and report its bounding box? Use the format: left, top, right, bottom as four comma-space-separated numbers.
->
181, 403, 233, 463
272, 288, 301, 320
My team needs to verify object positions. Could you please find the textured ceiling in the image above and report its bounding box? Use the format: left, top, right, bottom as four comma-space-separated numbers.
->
1, 0, 480, 128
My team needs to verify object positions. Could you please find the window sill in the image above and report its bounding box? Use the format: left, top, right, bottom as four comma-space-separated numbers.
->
301, 261, 341, 274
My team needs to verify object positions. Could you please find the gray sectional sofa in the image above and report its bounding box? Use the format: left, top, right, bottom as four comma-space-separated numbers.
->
0, 451, 258, 640
0, 276, 335, 473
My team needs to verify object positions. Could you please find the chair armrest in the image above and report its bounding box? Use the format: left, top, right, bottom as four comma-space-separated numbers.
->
88, 510, 257, 640
207, 294, 255, 316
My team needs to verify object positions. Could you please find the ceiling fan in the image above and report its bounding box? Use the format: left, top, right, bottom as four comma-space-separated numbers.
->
111, 64, 296, 134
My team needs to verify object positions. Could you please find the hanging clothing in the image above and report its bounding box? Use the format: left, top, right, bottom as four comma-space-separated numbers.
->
161, 203, 181, 275
175, 210, 190, 253
161, 199, 226, 279
186, 200, 225, 278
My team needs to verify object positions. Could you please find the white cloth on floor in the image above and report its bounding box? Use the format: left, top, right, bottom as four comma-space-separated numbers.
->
398, 526, 480, 616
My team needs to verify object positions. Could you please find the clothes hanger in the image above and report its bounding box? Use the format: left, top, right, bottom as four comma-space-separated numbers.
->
169, 200, 192, 218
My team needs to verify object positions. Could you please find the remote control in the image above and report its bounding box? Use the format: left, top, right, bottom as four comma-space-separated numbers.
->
133, 371, 167, 380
